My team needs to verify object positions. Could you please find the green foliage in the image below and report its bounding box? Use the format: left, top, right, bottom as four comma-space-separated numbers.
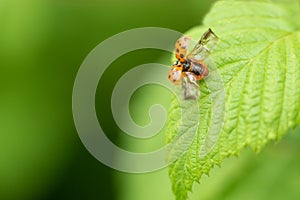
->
166, 0, 300, 199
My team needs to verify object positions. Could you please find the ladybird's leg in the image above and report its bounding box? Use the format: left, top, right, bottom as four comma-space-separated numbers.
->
194, 75, 204, 81
175, 36, 191, 63
185, 72, 199, 87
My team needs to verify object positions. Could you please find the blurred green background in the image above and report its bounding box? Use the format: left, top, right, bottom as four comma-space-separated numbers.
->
1, 0, 300, 200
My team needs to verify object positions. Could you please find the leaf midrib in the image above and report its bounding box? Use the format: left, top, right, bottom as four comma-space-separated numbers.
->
222, 31, 294, 87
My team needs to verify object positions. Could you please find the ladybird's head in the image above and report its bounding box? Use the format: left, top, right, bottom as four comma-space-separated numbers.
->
172, 60, 180, 66
173, 60, 190, 71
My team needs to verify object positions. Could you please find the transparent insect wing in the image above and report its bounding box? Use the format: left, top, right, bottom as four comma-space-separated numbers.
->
187, 28, 219, 61
168, 66, 182, 85
181, 72, 200, 100
175, 36, 191, 62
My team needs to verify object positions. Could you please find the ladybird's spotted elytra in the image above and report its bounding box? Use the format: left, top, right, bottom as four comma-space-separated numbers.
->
168, 28, 219, 100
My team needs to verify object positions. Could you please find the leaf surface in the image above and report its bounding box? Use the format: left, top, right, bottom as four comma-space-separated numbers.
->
166, 1, 300, 199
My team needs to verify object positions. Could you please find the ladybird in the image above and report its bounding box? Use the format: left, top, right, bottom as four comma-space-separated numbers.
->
168, 28, 219, 100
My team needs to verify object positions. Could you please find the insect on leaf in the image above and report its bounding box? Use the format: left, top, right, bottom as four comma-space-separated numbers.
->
166, 0, 300, 199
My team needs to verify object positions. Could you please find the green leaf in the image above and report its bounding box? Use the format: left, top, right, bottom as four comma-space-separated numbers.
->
166, 0, 300, 199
